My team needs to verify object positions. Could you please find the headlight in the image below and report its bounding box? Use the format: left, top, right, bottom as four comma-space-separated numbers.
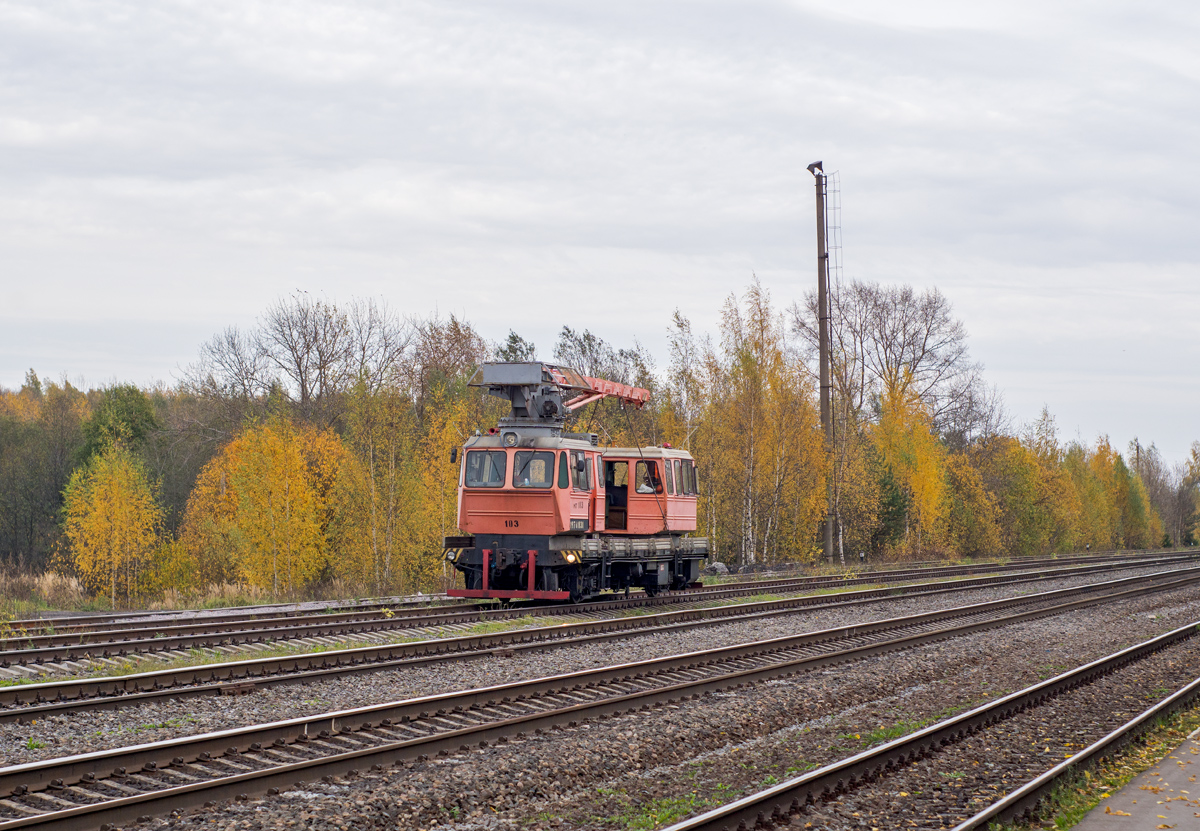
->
564, 552, 577, 563
502, 431, 519, 447
444, 549, 460, 562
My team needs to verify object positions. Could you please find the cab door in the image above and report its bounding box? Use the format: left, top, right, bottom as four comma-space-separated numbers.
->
592, 454, 606, 531
564, 449, 593, 532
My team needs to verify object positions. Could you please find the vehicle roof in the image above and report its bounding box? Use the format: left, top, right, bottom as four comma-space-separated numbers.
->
462, 436, 693, 459
601, 446, 694, 460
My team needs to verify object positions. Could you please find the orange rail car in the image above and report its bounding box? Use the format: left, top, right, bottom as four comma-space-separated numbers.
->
443, 362, 707, 602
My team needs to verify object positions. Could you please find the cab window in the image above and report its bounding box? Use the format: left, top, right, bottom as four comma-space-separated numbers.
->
680, 459, 695, 495
663, 459, 675, 495
464, 450, 506, 488
513, 450, 554, 488
570, 451, 592, 491
607, 460, 628, 489
634, 460, 662, 494
558, 451, 570, 488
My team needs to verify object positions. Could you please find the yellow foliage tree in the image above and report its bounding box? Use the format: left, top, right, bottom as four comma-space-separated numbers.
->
62, 445, 161, 607
419, 388, 478, 589
941, 450, 1001, 557
181, 418, 335, 596
177, 449, 241, 587
872, 377, 947, 555
691, 283, 825, 566
227, 419, 324, 595
342, 383, 420, 594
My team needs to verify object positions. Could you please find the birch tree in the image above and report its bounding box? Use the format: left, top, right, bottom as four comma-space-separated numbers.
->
63, 446, 161, 607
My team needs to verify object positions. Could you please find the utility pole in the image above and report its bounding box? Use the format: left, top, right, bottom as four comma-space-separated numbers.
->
808, 161, 835, 563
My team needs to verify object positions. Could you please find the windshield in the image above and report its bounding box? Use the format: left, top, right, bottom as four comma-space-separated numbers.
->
464, 450, 507, 488
513, 450, 555, 488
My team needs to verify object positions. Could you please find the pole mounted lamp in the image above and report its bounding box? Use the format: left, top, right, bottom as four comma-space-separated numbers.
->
809, 161, 834, 563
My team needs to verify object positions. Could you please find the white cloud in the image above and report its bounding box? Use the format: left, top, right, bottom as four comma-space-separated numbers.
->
1, 0, 1197, 459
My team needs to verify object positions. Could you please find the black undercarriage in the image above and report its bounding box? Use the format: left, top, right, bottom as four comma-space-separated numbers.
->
446, 533, 703, 602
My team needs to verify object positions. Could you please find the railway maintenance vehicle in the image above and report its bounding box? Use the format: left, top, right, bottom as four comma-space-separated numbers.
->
443, 362, 708, 602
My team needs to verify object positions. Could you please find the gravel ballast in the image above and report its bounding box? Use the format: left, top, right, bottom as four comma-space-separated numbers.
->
2, 566, 1195, 768
105, 584, 1200, 831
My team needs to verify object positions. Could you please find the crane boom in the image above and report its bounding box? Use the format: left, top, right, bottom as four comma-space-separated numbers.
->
469, 362, 648, 425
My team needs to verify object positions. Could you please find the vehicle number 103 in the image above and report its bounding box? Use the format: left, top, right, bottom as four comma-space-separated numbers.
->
505, 519, 520, 528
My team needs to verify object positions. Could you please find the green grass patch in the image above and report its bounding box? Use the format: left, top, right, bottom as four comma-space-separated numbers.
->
597, 782, 741, 829
621, 794, 710, 830
784, 760, 819, 777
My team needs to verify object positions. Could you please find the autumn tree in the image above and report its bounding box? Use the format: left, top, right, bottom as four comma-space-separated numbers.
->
175, 443, 240, 588
183, 294, 410, 433
404, 314, 490, 418
229, 420, 325, 594
62, 445, 161, 607
974, 436, 1055, 556
180, 418, 334, 595
871, 377, 948, 555
791, 279, 999, 441
1130, 440, 1191, 546
688, 283, 824, 566
660, 310, 709, 451
941, 450, 1001, 557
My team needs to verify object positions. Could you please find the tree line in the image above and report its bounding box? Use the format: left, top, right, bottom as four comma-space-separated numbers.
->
1, 285, 1197, 605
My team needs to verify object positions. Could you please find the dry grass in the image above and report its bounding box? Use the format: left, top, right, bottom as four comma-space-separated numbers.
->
0, 569, 88, 619
153, 582, 272, 611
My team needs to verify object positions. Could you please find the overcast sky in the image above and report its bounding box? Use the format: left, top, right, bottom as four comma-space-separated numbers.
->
2, 0, 1197, 462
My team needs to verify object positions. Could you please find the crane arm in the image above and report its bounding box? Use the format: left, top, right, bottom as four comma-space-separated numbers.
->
469, 362, 650, 421
562, 376, 649, 411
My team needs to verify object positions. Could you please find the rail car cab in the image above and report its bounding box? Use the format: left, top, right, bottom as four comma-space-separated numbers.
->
455, 430, 602, 539
599, 448, 700, 535
443, 362, 708, 602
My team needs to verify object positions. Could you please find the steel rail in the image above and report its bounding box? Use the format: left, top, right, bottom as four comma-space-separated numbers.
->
4, 553, 1195, 670
0, 555, 1103, 637
4, 563, 1198, 723
0, 594, 457, 635
4, 551, 1186, 643
2, 570, 1199, 830
951, 668, 1200, 828
658, 622, 1200, 831
0, 550, 1129, 632
4, 562, 1199, 719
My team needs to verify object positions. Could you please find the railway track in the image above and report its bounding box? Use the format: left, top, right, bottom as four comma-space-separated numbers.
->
662, 618, 1200, 831
2, 550, 1177, 641
2, 566, 1199, 830
3, 562, 1198, 723
3, 552, 1194, 676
